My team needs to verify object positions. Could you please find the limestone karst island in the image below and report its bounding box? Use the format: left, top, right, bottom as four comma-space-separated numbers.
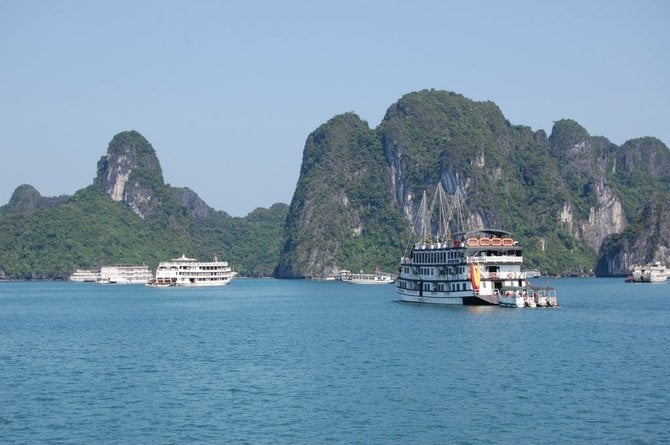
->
0, 90, 668, 282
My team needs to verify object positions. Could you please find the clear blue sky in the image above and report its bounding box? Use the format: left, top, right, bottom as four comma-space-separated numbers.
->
2, 0, 668, 216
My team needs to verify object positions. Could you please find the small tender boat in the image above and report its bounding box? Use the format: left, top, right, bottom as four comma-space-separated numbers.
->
499, 287, 526, 308
532, 286, 559, 307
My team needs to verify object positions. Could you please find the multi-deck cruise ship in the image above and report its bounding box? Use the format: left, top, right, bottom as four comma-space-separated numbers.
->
147, 254, 237, 287
395, 229, 527, 305
395, 182, 556, 307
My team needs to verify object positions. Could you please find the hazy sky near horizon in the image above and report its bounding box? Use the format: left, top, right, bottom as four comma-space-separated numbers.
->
2, 1, 669, 216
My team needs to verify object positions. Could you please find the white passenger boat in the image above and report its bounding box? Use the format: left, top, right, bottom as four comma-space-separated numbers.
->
535, 286, 559, 307
629, 263, 668, 283
498, 287, 526, 308
497, 286, 558, 308
147, 254, 237, 287
395, 183, 558, 307
341, 270, 395, 284
98, 265, 153, 284
69, 269, 101, 282
396, 229, 531, 305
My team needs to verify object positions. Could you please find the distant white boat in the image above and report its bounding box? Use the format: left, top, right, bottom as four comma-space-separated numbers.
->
524, 269, 542, 278
628, 263, 668, 283
98, 265, 153, 284
147, 254, 237, 287
339, 269, 395, 284
69, 269, 100, 282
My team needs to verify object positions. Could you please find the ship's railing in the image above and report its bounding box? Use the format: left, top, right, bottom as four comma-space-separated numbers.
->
467, 255, 522, 265
414, 241, 454, 250
480, 271, 526, 280
401, 255, 522, 266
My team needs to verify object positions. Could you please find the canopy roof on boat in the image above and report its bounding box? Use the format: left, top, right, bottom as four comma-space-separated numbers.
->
453, 228, 513, 238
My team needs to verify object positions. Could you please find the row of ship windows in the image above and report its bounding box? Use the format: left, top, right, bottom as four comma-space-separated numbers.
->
412, 250, 462, 264
397, 281, 470, 292
403, 266, 466, 275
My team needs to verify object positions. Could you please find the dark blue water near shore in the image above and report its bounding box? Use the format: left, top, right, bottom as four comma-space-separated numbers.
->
1, 278, 669, 444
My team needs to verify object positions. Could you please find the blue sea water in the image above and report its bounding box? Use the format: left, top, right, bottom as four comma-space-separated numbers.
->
1, 278, 669, 444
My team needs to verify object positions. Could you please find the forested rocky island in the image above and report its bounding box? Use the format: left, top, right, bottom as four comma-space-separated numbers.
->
1, 90, 668, 279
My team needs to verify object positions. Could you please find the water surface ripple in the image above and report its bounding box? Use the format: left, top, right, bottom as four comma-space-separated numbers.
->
1, 278, 668, 444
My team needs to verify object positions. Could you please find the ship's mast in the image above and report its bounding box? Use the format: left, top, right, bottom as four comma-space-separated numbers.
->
426, 182, 466, 242
408, 182, 468, 248
450, 185, 466, 234
429, 182, 450, 241
417, 190, 430, 242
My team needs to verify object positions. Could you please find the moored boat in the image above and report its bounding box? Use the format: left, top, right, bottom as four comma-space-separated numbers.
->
147, 254, 236, 287
396, 229, 531, 305
98, 265, 153, 284
68, 269, 101, 282
628, 263, 668, 283
534, 286, 559, 307
394, 183, 558, 307
340, 270, 395, 284
498, 286, 526, 308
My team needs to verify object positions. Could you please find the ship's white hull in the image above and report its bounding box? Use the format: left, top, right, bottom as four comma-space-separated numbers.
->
630, 263, 668, 283
499, 296, 525, 308
631, 273, 667, 283
398, 292, 464, 305
396, 288, 497, 305
173, 278, 234, 287
99, 278, 151, 285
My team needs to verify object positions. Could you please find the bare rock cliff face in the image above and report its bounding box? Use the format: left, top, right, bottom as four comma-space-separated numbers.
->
593, 137, 670, 275
94, 130, 165, 219
579, 180, 626, 251
596, 195, 670, 275
558, 179, 626, 253
549, 124, 623, 244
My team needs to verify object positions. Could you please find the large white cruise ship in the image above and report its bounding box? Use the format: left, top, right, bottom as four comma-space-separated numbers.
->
395, 183, 556, 307
148, 254, 237, 287
396, 229, 528, 305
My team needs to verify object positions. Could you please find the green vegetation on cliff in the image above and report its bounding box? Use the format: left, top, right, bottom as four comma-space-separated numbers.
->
0, 185, 287, 279
280, 90, 669, 277
0, 131, 288, 279
277, 113, 406, 278
2, 91, 668, 280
